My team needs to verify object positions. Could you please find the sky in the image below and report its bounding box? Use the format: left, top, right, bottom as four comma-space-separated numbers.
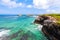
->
0, 0, 60, 14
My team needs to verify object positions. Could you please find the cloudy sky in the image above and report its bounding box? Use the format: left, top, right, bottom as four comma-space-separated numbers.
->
0, 0, 60, 14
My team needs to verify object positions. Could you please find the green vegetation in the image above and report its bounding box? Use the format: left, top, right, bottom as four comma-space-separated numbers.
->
41, 14, 60, 24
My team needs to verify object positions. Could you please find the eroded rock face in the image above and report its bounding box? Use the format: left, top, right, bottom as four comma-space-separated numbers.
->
34, 16, 60, 40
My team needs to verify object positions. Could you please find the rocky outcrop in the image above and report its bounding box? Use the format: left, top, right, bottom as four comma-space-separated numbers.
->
34, 16, 60, 40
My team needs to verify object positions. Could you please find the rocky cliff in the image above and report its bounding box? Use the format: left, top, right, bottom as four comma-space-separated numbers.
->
34, 15, 60, 40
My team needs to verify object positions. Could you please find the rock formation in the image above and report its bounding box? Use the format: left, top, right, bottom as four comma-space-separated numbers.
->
34, 15, 60, 40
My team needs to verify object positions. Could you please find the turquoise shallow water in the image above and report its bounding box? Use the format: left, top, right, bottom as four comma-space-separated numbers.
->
0, 15, 48, 40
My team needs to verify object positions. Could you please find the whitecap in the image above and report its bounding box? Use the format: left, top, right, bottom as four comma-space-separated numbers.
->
35, 25, 43, 31
0, 29, 10, 37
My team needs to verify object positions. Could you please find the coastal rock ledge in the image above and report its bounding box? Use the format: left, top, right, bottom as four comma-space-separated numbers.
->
34, 15, 60, 40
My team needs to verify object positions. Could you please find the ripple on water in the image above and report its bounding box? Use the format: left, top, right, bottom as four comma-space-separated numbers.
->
0, 16, 48, 40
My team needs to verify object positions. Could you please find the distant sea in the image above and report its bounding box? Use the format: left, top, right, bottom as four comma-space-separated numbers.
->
0, 15, 48, 40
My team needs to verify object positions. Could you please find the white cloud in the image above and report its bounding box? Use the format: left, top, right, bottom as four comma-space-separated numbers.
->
0, 0, 24, 8
18, 3, 22, 6
27, 5, 32, 8
46, 10, 56, 13
0, 0, 60, 13
48, 0, 60, 8
46, 9, 60, 13
33, 0, 49, 9
1, 0, 10, 3
33, 0, 60, 9
0, 0, 33, 8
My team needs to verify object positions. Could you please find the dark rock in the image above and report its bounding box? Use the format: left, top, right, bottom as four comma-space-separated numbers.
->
34, 16, 60, 40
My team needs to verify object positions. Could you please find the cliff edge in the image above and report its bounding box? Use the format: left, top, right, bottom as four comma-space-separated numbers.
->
34, 14, 60, 40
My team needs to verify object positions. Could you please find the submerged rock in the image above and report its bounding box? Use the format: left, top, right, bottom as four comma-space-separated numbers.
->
34, 15, 60, 40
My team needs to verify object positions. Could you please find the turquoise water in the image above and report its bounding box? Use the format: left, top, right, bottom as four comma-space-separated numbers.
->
0, 15, 48, 40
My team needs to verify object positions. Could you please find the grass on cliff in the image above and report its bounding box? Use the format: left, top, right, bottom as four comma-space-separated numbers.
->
41, 14, 60, 24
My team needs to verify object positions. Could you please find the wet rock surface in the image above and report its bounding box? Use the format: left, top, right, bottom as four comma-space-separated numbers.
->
34, 16, 60, 40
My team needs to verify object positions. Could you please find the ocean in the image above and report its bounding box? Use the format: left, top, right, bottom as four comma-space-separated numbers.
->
0, 15, 48, 40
